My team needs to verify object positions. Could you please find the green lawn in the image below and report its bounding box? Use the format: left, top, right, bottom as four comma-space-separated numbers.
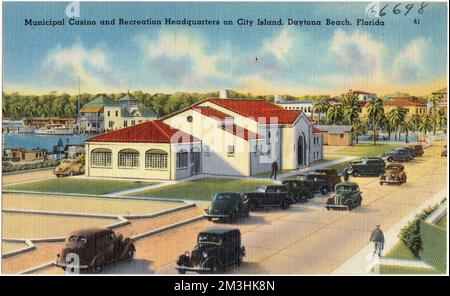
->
375, 265, 441, 274
4, 178, 156, 195
130, 178, 274, 201
327, 143, 405, 157
385, 241, 416, 261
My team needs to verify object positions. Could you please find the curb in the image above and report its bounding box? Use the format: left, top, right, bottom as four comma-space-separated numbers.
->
2, 240, 36, 259
122, 203, 195, 219
131, 215, 205, 242
19, 262, 56, 275
2, 166, 57, 176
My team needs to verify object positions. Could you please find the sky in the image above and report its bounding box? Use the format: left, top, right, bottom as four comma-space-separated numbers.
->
2, 1, 448, 96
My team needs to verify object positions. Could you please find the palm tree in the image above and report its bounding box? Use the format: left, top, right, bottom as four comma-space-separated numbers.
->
436, 109, 447, 132
8, 103, 21, 119
366, 97, 384, 145
409, 114, 421, 132
378, 113, 393, 140
312, 99, 328, 124
400, 120, 413, 143
388, 107, 407, 141
428, 95, 440, 135
341, 92, 361, 126
23, 100, 37, 118
51, 102, 64, 117
64, 103, 76, 118
419, 114, 433, 134
326, 103, 343, 125
352, 118, 367, 144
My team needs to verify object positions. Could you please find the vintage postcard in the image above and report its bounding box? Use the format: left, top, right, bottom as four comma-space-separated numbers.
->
0, 0, 448, 279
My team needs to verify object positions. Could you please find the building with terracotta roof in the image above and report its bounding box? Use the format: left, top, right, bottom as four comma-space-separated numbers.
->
84, 93, 323, 180
80, 93, 157, 133
360, 96, 427, 118
430, 87, 447, 114
351, 90, 377, 102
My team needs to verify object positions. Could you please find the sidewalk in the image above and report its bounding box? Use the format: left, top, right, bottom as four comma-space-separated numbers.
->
332, 188, 447, 274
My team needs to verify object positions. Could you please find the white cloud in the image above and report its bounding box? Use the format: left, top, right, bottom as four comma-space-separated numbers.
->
138, 30, 227, 86
390, 37, 429, 85
262, 28, 295, 62
43, 43, 123, 92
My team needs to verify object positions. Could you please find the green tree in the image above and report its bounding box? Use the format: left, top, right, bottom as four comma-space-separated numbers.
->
341, 91, 361, 126
436, 109, 447, 132
388, 107, 407, 141
409, 114, 421, 131
312, 99, 328, 124
366, 97, 384, 145
419, 114, 433, 134
326, 103, 343, 125
428, 95, 440, 135
400, 120, 413, 143
352, 118, 367, 144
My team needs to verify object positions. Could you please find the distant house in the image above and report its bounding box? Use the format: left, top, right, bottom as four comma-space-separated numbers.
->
80, 93, 158, 133
64, 144, 85, 159
361, 96, 427, 119
4, 148, 48, 163
315, 125, 353, 146
351, 90, 377, 102
274, 99, 316, 117
430, 87, 447, 114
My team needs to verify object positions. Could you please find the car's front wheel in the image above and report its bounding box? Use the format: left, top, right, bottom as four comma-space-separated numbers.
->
237, 253, 243, 266
352, 170, 360, 177
321, 186, 329, 195
280, 200, 289, 210
346, 200, 354, 211
127, 249, 135, 260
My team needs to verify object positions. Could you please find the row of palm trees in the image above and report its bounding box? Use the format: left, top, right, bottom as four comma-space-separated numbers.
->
312, 92, 447, 145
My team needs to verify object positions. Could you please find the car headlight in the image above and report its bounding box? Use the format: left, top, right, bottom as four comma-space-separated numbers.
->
202, 252, 208, 258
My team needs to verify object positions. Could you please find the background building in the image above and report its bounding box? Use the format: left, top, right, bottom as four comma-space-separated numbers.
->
315, 125, 353, 146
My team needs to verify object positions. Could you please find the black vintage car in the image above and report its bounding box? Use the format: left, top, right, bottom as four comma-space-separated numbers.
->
56, 228, 135, 273
403, 146, 419, 157
314, 169, 342, 188
281, 179, 314, 202
346, 158, 386, 176
409, 144, 424, 156
204, 192, 250, 222
326, 182, 362, 211
381, 149, 413, 162
296, 173, 333, 195
176, 228, 245, 274
244, 185, 294, 210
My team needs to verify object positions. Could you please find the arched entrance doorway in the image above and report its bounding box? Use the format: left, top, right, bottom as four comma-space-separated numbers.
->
297, 135, 306, 166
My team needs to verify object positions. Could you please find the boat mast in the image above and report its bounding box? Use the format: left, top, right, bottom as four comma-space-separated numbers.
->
77, 76, 81, 134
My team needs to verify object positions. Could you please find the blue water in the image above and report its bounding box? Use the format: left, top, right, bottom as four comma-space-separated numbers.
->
358, 132, 419, 143
4, 133, 90, 152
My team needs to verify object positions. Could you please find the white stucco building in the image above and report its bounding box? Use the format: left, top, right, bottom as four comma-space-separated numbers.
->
85, 97, 323, 180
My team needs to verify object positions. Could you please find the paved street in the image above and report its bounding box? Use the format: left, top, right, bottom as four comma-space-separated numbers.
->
5, 143, 447, 274
2, 168, 56, 185
92, 143, 446, 274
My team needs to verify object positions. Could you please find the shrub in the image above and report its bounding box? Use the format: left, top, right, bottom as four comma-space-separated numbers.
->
399, 205, 439, 258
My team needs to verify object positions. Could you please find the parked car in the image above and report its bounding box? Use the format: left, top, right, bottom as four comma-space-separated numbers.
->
204, 192, 250, 222
314, 168, 342, 188
409, 144, 424, 157
176, 228, 245, 274
56, 228, 135, 273
346, 158, 386, 176
326, 182, 362, 211
441, 148, 447, 157
281, 179, 314, 202
54, 158, 85, 177
244, 185, 295, 210
296, 173, 333, 195
381, 149, 413, 162
380, 163, 407, 185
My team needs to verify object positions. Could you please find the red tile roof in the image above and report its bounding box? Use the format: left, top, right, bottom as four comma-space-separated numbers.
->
219, 124, 261, 141
192, 106, 232, 121
313, 127, 321, 133
385, 98, 427, 107
352, 90, 375, 95
206, 98, 302, 124
86, 120, 198, 144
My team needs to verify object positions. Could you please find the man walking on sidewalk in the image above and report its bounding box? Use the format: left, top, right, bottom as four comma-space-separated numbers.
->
270, 160, 278, 179
370, 224, 385, 258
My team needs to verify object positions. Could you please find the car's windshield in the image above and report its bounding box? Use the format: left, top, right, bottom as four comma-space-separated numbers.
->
68, 235, 87, 244
336, 185, 352, 192
255, 186, 266, 193
213, 194, 232, 202
298, 176, 306, 181
198, 234, 222, 246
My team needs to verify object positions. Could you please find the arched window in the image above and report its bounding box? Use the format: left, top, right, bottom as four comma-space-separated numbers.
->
118, 149, 139, 168
91, 148, 112, 167
176, 149, 189, 169
145, 149, 168, 169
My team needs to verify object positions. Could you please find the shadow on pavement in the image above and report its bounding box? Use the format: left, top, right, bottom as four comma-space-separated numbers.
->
100, 259, 154, 274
